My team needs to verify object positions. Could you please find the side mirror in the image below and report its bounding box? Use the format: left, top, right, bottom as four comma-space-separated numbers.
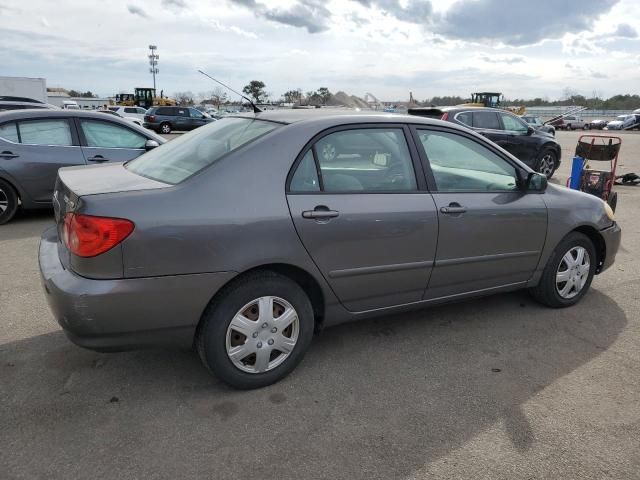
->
145, 139, 160, 151
526, 172, 547, 192
527, 126, 535, 135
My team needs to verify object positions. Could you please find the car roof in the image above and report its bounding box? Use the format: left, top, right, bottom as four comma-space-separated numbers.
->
228, 108, 459, 128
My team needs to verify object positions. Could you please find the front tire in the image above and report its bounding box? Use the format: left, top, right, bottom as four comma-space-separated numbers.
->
196, 272, 314, 389
0, 179, 19, 225
530, 232, 596, 308
536, 148, 557, 179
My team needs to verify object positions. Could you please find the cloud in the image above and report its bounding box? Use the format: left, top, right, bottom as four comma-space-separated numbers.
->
162, 0, 187, 8
230, 0, 332, 33
127, 5, 149, 18
434, 0, 619, 46
591, 71, 608, 79
347, 12, 370, 27
210, 19, 257, 38
613, 23, 637, 38
353, 0, 432, 24
480, 54, 525, 64
40, 17, 49, 28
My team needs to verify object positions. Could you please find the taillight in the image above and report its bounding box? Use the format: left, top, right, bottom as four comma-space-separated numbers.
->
441, 112, 449, 121
63, 213, 134, 257
145, 115, 155, 122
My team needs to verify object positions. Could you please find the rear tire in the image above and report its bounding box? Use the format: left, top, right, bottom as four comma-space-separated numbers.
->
530, 232, 596, 308
0, 179, 19, 225
159, 122, 172, 134
196, 271, 314, 389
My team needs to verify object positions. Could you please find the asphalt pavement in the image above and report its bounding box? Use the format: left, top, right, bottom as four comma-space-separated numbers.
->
1, 130, 639, 480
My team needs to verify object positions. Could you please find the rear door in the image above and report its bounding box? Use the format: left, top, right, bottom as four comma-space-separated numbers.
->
76, 118, 148, 163
413, 127, 547, 299
286, 125, 438, 312
0, 117, 85, 203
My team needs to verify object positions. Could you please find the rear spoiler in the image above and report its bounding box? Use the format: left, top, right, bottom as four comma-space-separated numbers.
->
408, 107, 444, 118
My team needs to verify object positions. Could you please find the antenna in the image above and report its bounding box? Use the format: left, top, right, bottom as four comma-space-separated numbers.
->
198, 70, 262, 113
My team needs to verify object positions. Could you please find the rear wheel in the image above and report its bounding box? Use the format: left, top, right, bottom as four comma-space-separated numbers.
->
530, 232, 596, 308
536, 148, 557, 179
0, 179, 19, 225
159, 122, 172, 134
196, 272, 314, 389
583, 124, 589, 130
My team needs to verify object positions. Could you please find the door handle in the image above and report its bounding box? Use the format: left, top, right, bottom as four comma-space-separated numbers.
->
0, 151, 19, 159
440, 203, 467, 214
87, 155, 109, 163
302, 206, 339, 220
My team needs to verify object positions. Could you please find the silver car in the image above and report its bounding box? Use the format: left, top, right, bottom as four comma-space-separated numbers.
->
39, 110, 621, 389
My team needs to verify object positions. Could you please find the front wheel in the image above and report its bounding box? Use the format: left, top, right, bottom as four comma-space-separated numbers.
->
536, 149, 557, 179
196, 272, 314, 389
530, 232, 596, 308
0, 179, 19, 225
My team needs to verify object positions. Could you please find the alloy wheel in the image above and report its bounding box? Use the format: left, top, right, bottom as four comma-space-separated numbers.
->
538, 154, 555, 177
556, 246, 590, 299
0, 187, 7, 213
225, 296, 299, 374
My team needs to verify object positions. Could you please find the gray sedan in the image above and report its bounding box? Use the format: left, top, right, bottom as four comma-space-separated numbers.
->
39, 110, 621, 389
0, 110, 164, 224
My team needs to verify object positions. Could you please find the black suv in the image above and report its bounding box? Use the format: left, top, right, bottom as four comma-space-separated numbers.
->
143, 106, 215, 134
409, 107, 561, 178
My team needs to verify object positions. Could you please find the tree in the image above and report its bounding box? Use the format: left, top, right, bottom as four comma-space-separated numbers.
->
317, 87, 332, 105
174, 91, 195, 106
283, 89, 302, 104
211, 86, 227, 108
242, 80, 266, 103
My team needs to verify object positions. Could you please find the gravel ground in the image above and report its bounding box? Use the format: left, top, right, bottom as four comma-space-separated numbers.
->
1, 130, 639, 480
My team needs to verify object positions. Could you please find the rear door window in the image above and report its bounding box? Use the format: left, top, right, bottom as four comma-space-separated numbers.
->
19, 119, 73, 146
124, 107, 138, 114
455, 112, 472, 127
0, 122, 19, 142
472, 111, 501, 130
79, 120, 147, 148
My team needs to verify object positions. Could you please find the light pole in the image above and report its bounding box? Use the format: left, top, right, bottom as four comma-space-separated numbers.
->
148, 45, 159, 93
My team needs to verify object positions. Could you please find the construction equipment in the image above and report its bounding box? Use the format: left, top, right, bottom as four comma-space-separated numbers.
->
461, 92, 525, 115
115, 88, 175, 109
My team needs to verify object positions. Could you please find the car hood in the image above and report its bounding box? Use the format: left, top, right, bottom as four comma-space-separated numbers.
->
58, 162, 170, 197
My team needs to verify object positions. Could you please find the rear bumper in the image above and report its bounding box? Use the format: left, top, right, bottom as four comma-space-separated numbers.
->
599, 222, 621, 273
38, 226, 236, 351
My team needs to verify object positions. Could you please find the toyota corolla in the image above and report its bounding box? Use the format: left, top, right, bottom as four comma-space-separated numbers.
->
39, 110, 621, 389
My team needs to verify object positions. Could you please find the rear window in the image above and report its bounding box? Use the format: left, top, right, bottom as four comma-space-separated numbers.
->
126, 117, 280, 184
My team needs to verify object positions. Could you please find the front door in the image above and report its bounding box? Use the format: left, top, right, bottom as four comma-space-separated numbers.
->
413, 127, 547, 299
497, 111, 539, 166
76, 118, 148, 163
188, 108, 208, 129
286, 126, 438, 312
0, 118, 85, 203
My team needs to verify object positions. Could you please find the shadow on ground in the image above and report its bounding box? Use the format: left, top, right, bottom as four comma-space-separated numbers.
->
0, 289, 626, 479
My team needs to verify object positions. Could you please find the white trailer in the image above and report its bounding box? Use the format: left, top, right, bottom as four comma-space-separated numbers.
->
0, 76, 47, 103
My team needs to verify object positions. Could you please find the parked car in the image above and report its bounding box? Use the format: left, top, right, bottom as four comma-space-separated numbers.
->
97, 109, 143, 126
108, 105, 147, 122
0, 110, 164, 224
550, 115, 587, 130
606, 114, 640, 130
39, 110, 620, 389
143, 106, 215, 134
520, 115, 555, 136
589, 119, 608, 130
411, 107, 562, 178
0, 96, 58, 111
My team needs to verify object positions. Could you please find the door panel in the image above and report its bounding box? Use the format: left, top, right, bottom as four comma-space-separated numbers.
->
288, 194, 438, 311
426, 192, 546, 299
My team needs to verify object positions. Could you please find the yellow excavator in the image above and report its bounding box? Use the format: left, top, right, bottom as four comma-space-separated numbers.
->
462, 92, 525, 115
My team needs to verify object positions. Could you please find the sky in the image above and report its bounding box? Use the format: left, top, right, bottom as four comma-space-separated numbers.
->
1, 0, 639, 102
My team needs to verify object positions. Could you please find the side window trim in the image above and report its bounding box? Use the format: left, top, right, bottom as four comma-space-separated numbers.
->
286, 123, 427, 194
0, 121, 21, 144
409, 124, 524, 193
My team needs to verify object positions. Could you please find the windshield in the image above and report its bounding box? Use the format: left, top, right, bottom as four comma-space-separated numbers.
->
126, 117, 281, 184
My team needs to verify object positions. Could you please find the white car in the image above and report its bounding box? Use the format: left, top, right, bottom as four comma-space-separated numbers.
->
108, 106, 147, 122
606, 114, 639, 130
97, 109, 144, 126
561, 115, 587, 130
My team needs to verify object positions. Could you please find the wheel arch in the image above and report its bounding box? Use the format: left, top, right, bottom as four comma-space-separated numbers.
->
0, 174, 22, 203
572, 225, 606, 273
195, 263, 326, 341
